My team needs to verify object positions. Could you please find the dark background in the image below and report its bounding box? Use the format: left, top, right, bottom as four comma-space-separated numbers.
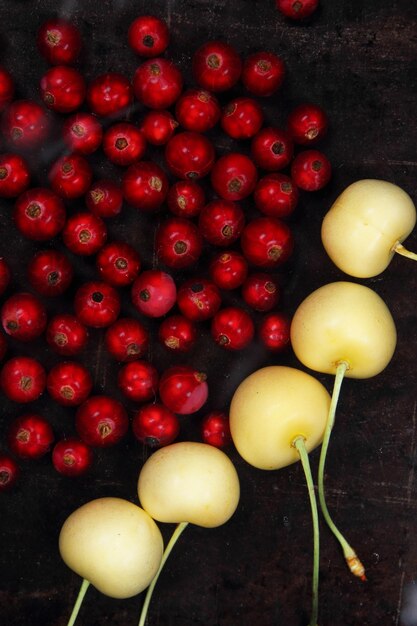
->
0, 1, 417, 625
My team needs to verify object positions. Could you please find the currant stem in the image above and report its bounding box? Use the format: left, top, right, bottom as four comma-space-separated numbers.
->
138, 521, 189, 626
393, 241, 417, 262
317, 361, 366, 581
293, 436, 320, 626
67, 578, 90, 626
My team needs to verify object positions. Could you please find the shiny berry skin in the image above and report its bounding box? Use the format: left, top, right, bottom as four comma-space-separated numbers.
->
175, 89, 221, 133
251, 127, 293, 171
210, 153, 257, 201
254, 173, 299, 219
62, 212, 107, 256
128, 15, 169, 57
102, 122, 146, 167
52, 438, 93, 477
0, 154, 30, 198
27, 249, 74, 297
242, 273, 280, 312
241, 51, 285, 97
131, 269, 176, 318
141, 110, 177, 146
192, 41, 242, 92
40, 65, 86, 113
275, 0, 319, 20
291, 149, 331, 191
0, 67, 14, 112
49, 153, 93, 199
209, 250, 248, 290
2, 100, 50, 150
46, 314, 88, 356
74, 281, 121, 328
287, 103, 328, 145
165, 131, 215, 180
85, 179, 123, 218
0, 455, 19, 491
155, 217, 203, 269
221, 97, 263, 140
211, 306, 254, 350
122, 161, 169, 211
62, 112, 103, 155
158, 314, 197, 352
96, 241, 141, 287
76, 395, 129, 447
87, 73, 133, 117
241, 217, 294, 268
118, 360, 159, 403
0, 258, 10, 295
8, 414, 54, 460
176, 278, 221, 321
167, 180, 205, 218
201, 411, 232, 448
259, 311, 291, 351
0, 356, 46, 403
132, 403, 180, 448
37, 18, 82, 65
159, 365, 208, 415
1, 293, 47, 341
14, 187, 66, 241
105, 318, 149, 362
133, 58, 183, 110
198, 199, 245, 247
47, 361, 93, 407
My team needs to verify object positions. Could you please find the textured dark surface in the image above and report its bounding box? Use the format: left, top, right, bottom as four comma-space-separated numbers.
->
0, 1, 417, 625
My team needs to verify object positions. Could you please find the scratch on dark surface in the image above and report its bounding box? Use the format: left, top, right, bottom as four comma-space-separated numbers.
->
406, 401, 417, 507
395, 570, 406, 626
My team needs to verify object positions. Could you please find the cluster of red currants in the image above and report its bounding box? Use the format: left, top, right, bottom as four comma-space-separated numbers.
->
0, 14, 330, 489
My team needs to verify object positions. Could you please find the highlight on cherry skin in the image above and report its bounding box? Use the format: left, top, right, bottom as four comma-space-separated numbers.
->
321, 179, 417, 278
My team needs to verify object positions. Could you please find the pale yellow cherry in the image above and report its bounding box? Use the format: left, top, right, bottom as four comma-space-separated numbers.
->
229, 365, 330, 470
321, 179, 417, 277
290, 281, 397, 379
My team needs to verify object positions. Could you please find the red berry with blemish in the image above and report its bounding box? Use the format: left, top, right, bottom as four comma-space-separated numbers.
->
158, 314, 197, 353
209, 250, 248, 290
27, 249, 74, 297
85, 179, 123, 218
14, 187, 66, 241
128, 15, 170, 58
122, 161, 169, 211
159, 365, 208, 415
210, 152, 257, 201
37, 18, 82, 65
8, 413, 54, 460
52, 438, 93, 477
40, 65, 86, 113
47, 361, 93, 407
102, 122, 146, 167
251, 127, 293, 172
132, 403, 180, 448
211, 306, 254, 350
241, 51, 285, 97
49, 153, 93, 199
118, 360, 159, 403
1, 292, 47, 341
75, 395, 129, 447
167, 180, 205, 218
62, 112, 103, 155
105, 318, 149, 362
176, 278, 221, 321
155, 217, 203, 269
291, 149, 331, 191
96, 241, 141, 287
287, 103, 328, 145
2, 100, 50, 150
131, 269, 177, 318
0, 154, 30, 198
192, 41, 242, 92
46, 314, 88, 356
241, 272, 280, 312
62, 212, 107, 256
198, 199, 245, 247
0, 356, 46, 403
254, 173, 299, 219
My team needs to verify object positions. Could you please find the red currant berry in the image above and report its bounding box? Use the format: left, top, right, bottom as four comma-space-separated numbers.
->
167, 180, 205, 218
176, 278, 221, 321
96, 241, 141, 287
209, 250, 248, 290
259, 311, 291, 351
211, 306, 254, 350
76, 395, 129, 447
291, 149, 331, 191
131, 269, 176, 318
128, 15, 170, 57
275, 0, 319, 20
87, 73, 133, 117
0, 356, 46, 403
46, 314, 88, 356
37, 18, 82, 65
221, 97, 263, 140
0, 455, 19, 491
0, 67, 14, 112
49, 153, 93, 199
201, 411, 232, 448
287, 103, 328, 145
102, 122, 146, 167
85, 179, 123, 218
122, 161, 168, 211
105, 318, 149, 362
210, 153, 257, 201
133, 58, 183, 110
62, 212, 107, 256
0, 258, 10, 295
2, 100, 50, 150
62, 112, 103, 155
8, 413, 54, 460
251, 127, 293, 171
27, 249, 73, 297
40, 65, 86, 113
241, 273, 280, 312
47, 361, 93, 407
132, 403, 180, 448
192, 41, 242, 92
14, 187, 66, 241
198, 199, 245, 247
155, 217, 203, 269
175, 89, 221, 133
74, 281, 121, 328
241, 51, 285, 97
158, 314, 197, 352
254, 173, 299, 218
159, 365, 208, 415
0, 154, 30, 198
52, 438, 93, 477
1, 292, 47, 341
241, 217, 294, 268
141, 110, 177, 146
165, 131, 215, 180
118, 360, 159, 403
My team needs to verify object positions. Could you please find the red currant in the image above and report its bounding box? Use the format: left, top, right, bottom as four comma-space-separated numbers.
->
52, 438, 93, 477
118, 360, 159, 403
155, 217, 203, 269
167, 180, 205, 218
0, 455, 19, 491
201, 411, 232, 448
209, 250, 248, 290
275, 0, 319, 20
0, 154, 30, 198
27, 249, 74, 297
14, 187, 66, 241
0, 67, 14, 111
158, 314, 197, 352
165, 131, 215, 180
96, 241, 141, 287
62, 112, 103, 155
49, 153, 93, 199
105, 318, 149, 362
242, 273, 280, 312
241, 217, 294, 268
46, 314, 88, 356
87, 73, 133, 117
62, 212, 107, 256
287, 103, 328, 145
122, 161, 169, 211
132, 403, 180, 448
141, 110, 177, 146
2, 100, 50, 150
40, 65, 86, 113
175, 89, 221, 133
1, 292, 47, 341
128, 16, 170, 57
85, 179, 123, 218
221, 97, 263, 139
37, 18, 82, 65
159, 365, 208, 415
259, 311, 291, 351
133, 58, 183, 110
102, 122, 146, 167
8, 413, 54, 460
211, 306, 254, 350
131, 269, 177, 318
210, 153, 257, 201
192, 41, 242, 92
291, 149, 331, 191
47, 361, 93, 407
176, 278, 221, 321
241, 51, 285, 97
198, 199, 245, 247
0, 356, 46, 403
251, 127, 293, 171
74, 281, 121, 328
76, 395, 129, 447
254, 173, 299, 219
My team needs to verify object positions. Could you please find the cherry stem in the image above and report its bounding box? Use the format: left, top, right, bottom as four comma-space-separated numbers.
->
317, 361, 366, 581
67, 578, 90, 626
138, 521, 188, 626
293, 436, 319, 626
393, 241, 417, 262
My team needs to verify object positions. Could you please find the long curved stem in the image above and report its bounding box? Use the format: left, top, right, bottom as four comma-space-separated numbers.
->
393, 241, 417, 262
138, 521, 189, 626
67, 578, 90, 626
293, 436, 320, 626
318, 361, 366, 581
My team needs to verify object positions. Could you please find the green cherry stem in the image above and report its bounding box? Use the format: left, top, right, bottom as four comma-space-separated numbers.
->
138, 521, 189, 626
317, 361, 366, 581
293, 436, 320, 626
67, 578, 90, 626
393, 241, 417, 262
